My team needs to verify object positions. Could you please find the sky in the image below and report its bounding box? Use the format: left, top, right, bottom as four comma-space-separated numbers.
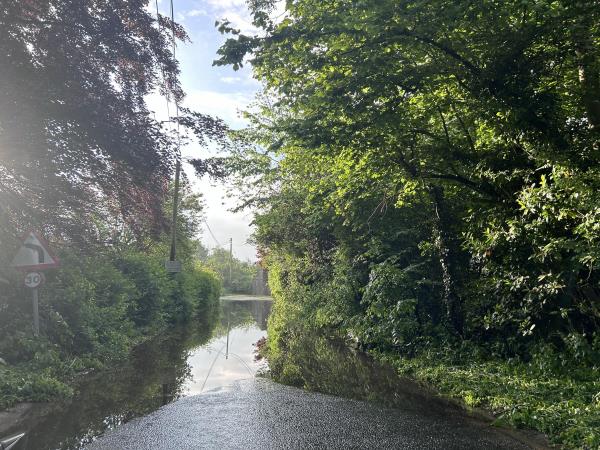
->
150, 0, 264, 261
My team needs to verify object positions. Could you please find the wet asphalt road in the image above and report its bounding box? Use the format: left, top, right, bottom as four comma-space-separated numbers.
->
87, 378, 533, 450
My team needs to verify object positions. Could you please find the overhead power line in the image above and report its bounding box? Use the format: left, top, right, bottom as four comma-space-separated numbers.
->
203, 219, 223, 248
154, 0, 171, 121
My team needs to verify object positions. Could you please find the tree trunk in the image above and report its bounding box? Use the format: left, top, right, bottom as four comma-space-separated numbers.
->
430, 186, 464, 335
573, 12, 600, 130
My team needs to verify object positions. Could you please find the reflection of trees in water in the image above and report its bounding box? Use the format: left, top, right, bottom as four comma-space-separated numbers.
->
8, 301, 274, 450
7, 307, 221, 450
269, 333, 456, 416
219, 300, 272, 333
251, 300, 272, 330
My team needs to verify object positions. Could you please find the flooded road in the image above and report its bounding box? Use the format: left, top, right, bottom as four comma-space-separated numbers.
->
180, 297, 271, 395
2, 296, 540, 449
1, 297, 271, 450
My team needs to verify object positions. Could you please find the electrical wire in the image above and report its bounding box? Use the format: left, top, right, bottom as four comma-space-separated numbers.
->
169, 0, 182, 152
203, 219, 223, 248
154, 0, 172, 122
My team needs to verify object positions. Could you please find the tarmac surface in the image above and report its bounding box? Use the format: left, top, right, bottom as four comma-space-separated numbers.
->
87, 378, 535, 450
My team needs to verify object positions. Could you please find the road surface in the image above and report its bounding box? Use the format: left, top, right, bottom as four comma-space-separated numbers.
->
87, 378, 537, 450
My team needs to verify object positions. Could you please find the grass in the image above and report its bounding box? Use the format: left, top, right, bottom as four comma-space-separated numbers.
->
373, 350, 600, 449
0, 365, 74, 410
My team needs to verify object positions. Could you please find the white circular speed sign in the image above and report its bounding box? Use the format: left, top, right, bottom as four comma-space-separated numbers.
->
24, 272, 44, 289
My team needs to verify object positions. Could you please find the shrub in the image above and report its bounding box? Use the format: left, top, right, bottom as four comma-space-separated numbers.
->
0, 245, 221, 410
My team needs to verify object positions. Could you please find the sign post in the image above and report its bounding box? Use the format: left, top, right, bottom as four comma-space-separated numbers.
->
11, 232, 59, 336
32, 287, 39, 336
24, 272, 44, 335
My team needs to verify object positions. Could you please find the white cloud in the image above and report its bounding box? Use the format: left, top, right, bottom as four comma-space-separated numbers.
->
145, 92, 171, 123
184, 89, 254, 128
201, 0, 260, 35
181, 0, 287, 36
219, 73, 260, 86
205, 0, 247, 8
187, 9, 208, 17
215, 10, 259, 35
220, 76, 242, 84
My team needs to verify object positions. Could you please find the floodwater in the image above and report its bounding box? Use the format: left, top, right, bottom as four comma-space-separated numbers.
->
0, 297, 272, 450
87, 313, 537, 450
1, 296, 542, 449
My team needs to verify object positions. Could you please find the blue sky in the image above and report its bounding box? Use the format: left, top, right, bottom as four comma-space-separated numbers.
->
150, 0, 264, 261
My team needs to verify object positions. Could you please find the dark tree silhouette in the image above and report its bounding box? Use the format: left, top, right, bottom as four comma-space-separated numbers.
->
0, 0, 226, 244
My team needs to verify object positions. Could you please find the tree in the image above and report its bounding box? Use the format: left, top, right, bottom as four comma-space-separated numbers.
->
0, 0, 227, 248
203, 248, 257, 294
217, 0, 600, 345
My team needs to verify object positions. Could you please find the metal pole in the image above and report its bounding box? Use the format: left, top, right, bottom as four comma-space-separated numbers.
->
32, 288, 39, 336
169, 158, 181, 262
229, 238, 233, 285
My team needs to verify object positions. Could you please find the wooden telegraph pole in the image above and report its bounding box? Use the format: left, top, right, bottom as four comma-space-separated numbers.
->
169, 158, 181, 264
161, 0, 183, 275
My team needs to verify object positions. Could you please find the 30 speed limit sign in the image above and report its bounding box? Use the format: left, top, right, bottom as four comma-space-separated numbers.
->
24, 272, 44, 289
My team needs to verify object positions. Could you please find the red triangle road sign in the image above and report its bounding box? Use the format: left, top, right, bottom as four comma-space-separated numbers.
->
10, 231, 60, 271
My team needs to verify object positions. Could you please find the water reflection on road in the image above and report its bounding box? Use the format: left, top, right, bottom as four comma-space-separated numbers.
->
183, 298, 271, 395
0, 297, 271, 450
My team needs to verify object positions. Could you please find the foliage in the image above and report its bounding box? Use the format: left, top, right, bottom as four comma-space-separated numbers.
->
216, 1, 600, 446
0, 0, 228, 245
114, 251, 172, 328
0, 245, 221, 409
374, 346, 600, 449
0, 366, 73, 410
218, 0, 600, 347
265, 308, 599, 449
0, 181, 221, 408
0, 0, 229, 413
266, 262, 600, 448
202, 247, 258, 294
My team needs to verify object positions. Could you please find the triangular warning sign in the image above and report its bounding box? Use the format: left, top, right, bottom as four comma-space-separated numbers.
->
10, 232, 60, 270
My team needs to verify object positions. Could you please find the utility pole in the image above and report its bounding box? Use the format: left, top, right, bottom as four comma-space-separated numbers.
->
163, 0, 182, 274
229, 237, 233, 285
169, 158, 181, 262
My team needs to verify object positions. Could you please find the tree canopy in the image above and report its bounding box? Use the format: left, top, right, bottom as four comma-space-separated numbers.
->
0, 0, 226, 246
217, 0, 600, 348
200, 246, 258, 294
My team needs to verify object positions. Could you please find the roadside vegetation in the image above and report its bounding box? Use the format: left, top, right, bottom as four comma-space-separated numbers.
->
201, 247, 259, 295
0, 2, 225, 409
216, 1, 600, 448
0, 185, 222, 410
378, 349, 599, 448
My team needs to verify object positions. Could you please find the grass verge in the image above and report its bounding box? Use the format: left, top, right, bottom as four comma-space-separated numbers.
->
373, 350, 600, 449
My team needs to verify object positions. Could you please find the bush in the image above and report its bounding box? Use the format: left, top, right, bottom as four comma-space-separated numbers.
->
44, 251, 136, 360
0, 245, 221, 409
0, 366, 73, 410
376, 348, 600, 449
115, 252, 171, 328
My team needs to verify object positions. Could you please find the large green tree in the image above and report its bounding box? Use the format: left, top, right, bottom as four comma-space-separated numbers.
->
218, 0, 600, 345
202, 247, 257, 294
